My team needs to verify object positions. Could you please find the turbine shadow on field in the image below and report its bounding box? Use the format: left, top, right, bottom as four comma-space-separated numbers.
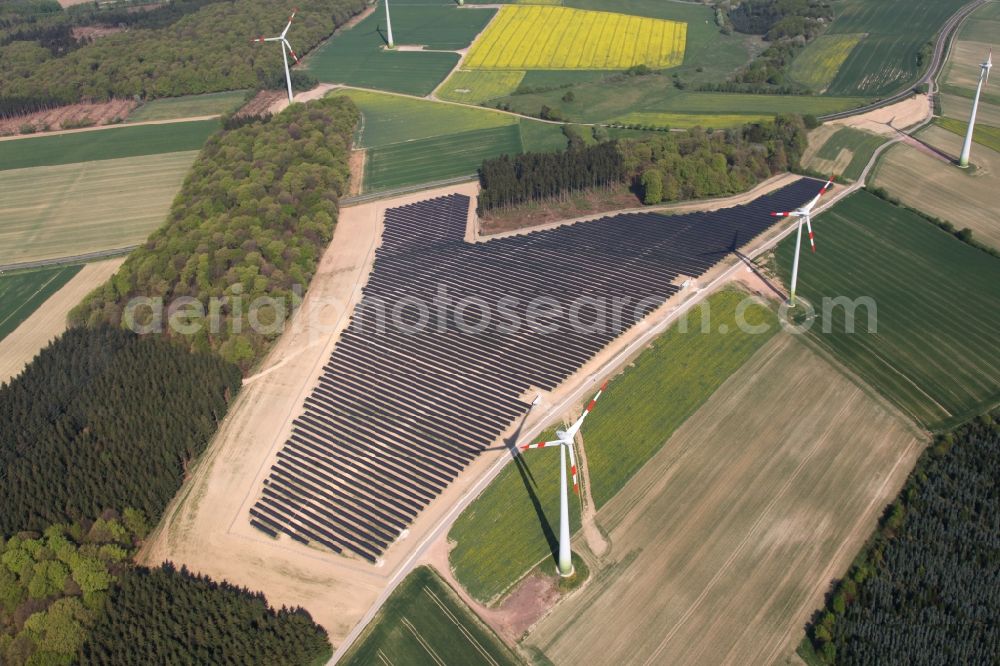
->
503, 411, 560, 563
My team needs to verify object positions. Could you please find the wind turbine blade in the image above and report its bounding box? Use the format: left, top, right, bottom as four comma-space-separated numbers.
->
565, 441, 579, 494
805, 214, 816, 253
566, 381, 609, 437
519, 439, 563, 451
283, 38, 299, 62
770, 211, 793, 217
281, 8, 297, 38
802, 177, 834, 213
263, 36, 281, 41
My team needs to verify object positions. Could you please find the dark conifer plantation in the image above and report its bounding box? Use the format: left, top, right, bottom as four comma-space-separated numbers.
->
0, 326, 242, 536
80, 563, 332, 665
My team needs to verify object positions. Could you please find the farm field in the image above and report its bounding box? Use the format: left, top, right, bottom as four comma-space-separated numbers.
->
788, 33, 864, 92
940, 92, 1000, 127
775, 189, 1000, 428
305, 0, 493, 96
0, 151, 198, 265
365, 124, 521, 191
525, 333, 925, 665
824, 0, 967, 97
463, 5, 687, 70
448, 290, 778, 603
802, 126, 886, 182
872, 124, 1000, 250
517, 118, 568, 152
501, 82, 866, 124
436, 70, 526, 104
340, 89, 566, 190
0, 258, 123, 384
936, 116, 1000, 153
612, 112, 772, 129
342, 89, 516, 148
340, 567, 519, 666
127, 90, 247, 122
955, 0, 1000, 43
0, 265, 81, 342
0, 119, 217, 170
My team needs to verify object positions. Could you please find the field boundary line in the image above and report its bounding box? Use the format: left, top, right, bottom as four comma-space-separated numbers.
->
400, 617, 446, 666
423, 586, 499, 666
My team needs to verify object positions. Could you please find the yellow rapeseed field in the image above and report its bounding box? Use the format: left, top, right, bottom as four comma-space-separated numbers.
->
463, 6, 687, 70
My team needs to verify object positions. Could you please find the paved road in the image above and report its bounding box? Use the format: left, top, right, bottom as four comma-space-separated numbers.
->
819, 0, 986, 121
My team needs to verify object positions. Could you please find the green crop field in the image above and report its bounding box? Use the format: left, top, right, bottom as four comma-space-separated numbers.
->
0, 119, 217, 170
365, 124, 522, 191
436, 70, 526, 104
518, 118, 569, 152
340, 567, 519, 666
0, 151, 198, 265
806, 126, 886, 182
775, 191, 1000, 428
935, 116, 1000, 153
127, 90, 247, 122
788, 33, 864, 92
305, 0, 494, 96
449, 290, 777, 602
824, 0, 967, 97
342, 89, 516, 148
612, 112, 772, 129
340, 89, 563, 189
0, 265, 82, 341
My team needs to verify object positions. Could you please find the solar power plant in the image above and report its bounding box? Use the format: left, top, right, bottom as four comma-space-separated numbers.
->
250, 179, 825, 561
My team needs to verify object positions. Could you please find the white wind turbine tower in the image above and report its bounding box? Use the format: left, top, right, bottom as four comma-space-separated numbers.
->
254, 9, 300, 104
770, 177, 834, 307
384, 0, 395, 49
959, 49, 992, 168
519, 381, 608, 577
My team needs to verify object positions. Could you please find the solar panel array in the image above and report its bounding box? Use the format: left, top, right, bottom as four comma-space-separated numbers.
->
250, 179, 823, 561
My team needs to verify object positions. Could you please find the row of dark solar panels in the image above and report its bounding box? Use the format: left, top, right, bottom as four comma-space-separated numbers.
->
248, 181, 825, 559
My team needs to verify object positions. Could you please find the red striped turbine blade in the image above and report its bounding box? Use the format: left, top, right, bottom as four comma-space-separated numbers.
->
771, 211, 791, 217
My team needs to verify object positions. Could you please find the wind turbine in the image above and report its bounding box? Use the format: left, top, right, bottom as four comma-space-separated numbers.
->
959, 49, 992, 168
519, 381, 608, 577
770, 177, 834, 307
254, 8, 300, 104
384, 0, 395, 49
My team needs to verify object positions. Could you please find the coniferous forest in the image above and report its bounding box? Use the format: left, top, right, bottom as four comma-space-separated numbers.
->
80, 563, 331, 665
70, 96, 360, 369
0, 326, 242, 536
477, 115, 808, 214
0, 0, 366, 116
802, 412, 1000, 664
